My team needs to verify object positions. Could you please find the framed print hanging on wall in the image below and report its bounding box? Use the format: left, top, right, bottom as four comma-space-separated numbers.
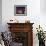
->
14, 5, 27, 16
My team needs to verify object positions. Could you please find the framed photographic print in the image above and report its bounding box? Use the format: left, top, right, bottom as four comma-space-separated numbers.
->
14, 5, 27, 16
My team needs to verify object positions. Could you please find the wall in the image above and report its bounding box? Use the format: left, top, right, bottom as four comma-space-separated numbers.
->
2, 0, 46, 46
0, 0, 2, 32
2, 0, 40, 30
40, 0, 46, 13
40, 0, 46, 31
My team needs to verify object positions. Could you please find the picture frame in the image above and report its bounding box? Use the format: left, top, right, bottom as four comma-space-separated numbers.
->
14, 5, 27, 16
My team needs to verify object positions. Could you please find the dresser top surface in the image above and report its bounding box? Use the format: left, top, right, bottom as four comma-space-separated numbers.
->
7, 23, 34, 25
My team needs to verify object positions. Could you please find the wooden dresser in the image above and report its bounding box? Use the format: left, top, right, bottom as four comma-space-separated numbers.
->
7, 23, 34, 46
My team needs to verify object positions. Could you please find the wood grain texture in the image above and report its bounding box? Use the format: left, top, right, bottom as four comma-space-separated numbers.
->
7, 23, 34, 46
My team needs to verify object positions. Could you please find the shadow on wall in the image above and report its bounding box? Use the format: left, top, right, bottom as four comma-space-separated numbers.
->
0, 0, 2, 32
40, 0, 46, 14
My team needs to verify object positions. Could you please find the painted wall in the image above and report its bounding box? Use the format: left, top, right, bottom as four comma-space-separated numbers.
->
0, 0, 2, 32
40, 0, 46, 13
2, 0, 40, 31
2, 0, 46, 46
40, 0, 46, 31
